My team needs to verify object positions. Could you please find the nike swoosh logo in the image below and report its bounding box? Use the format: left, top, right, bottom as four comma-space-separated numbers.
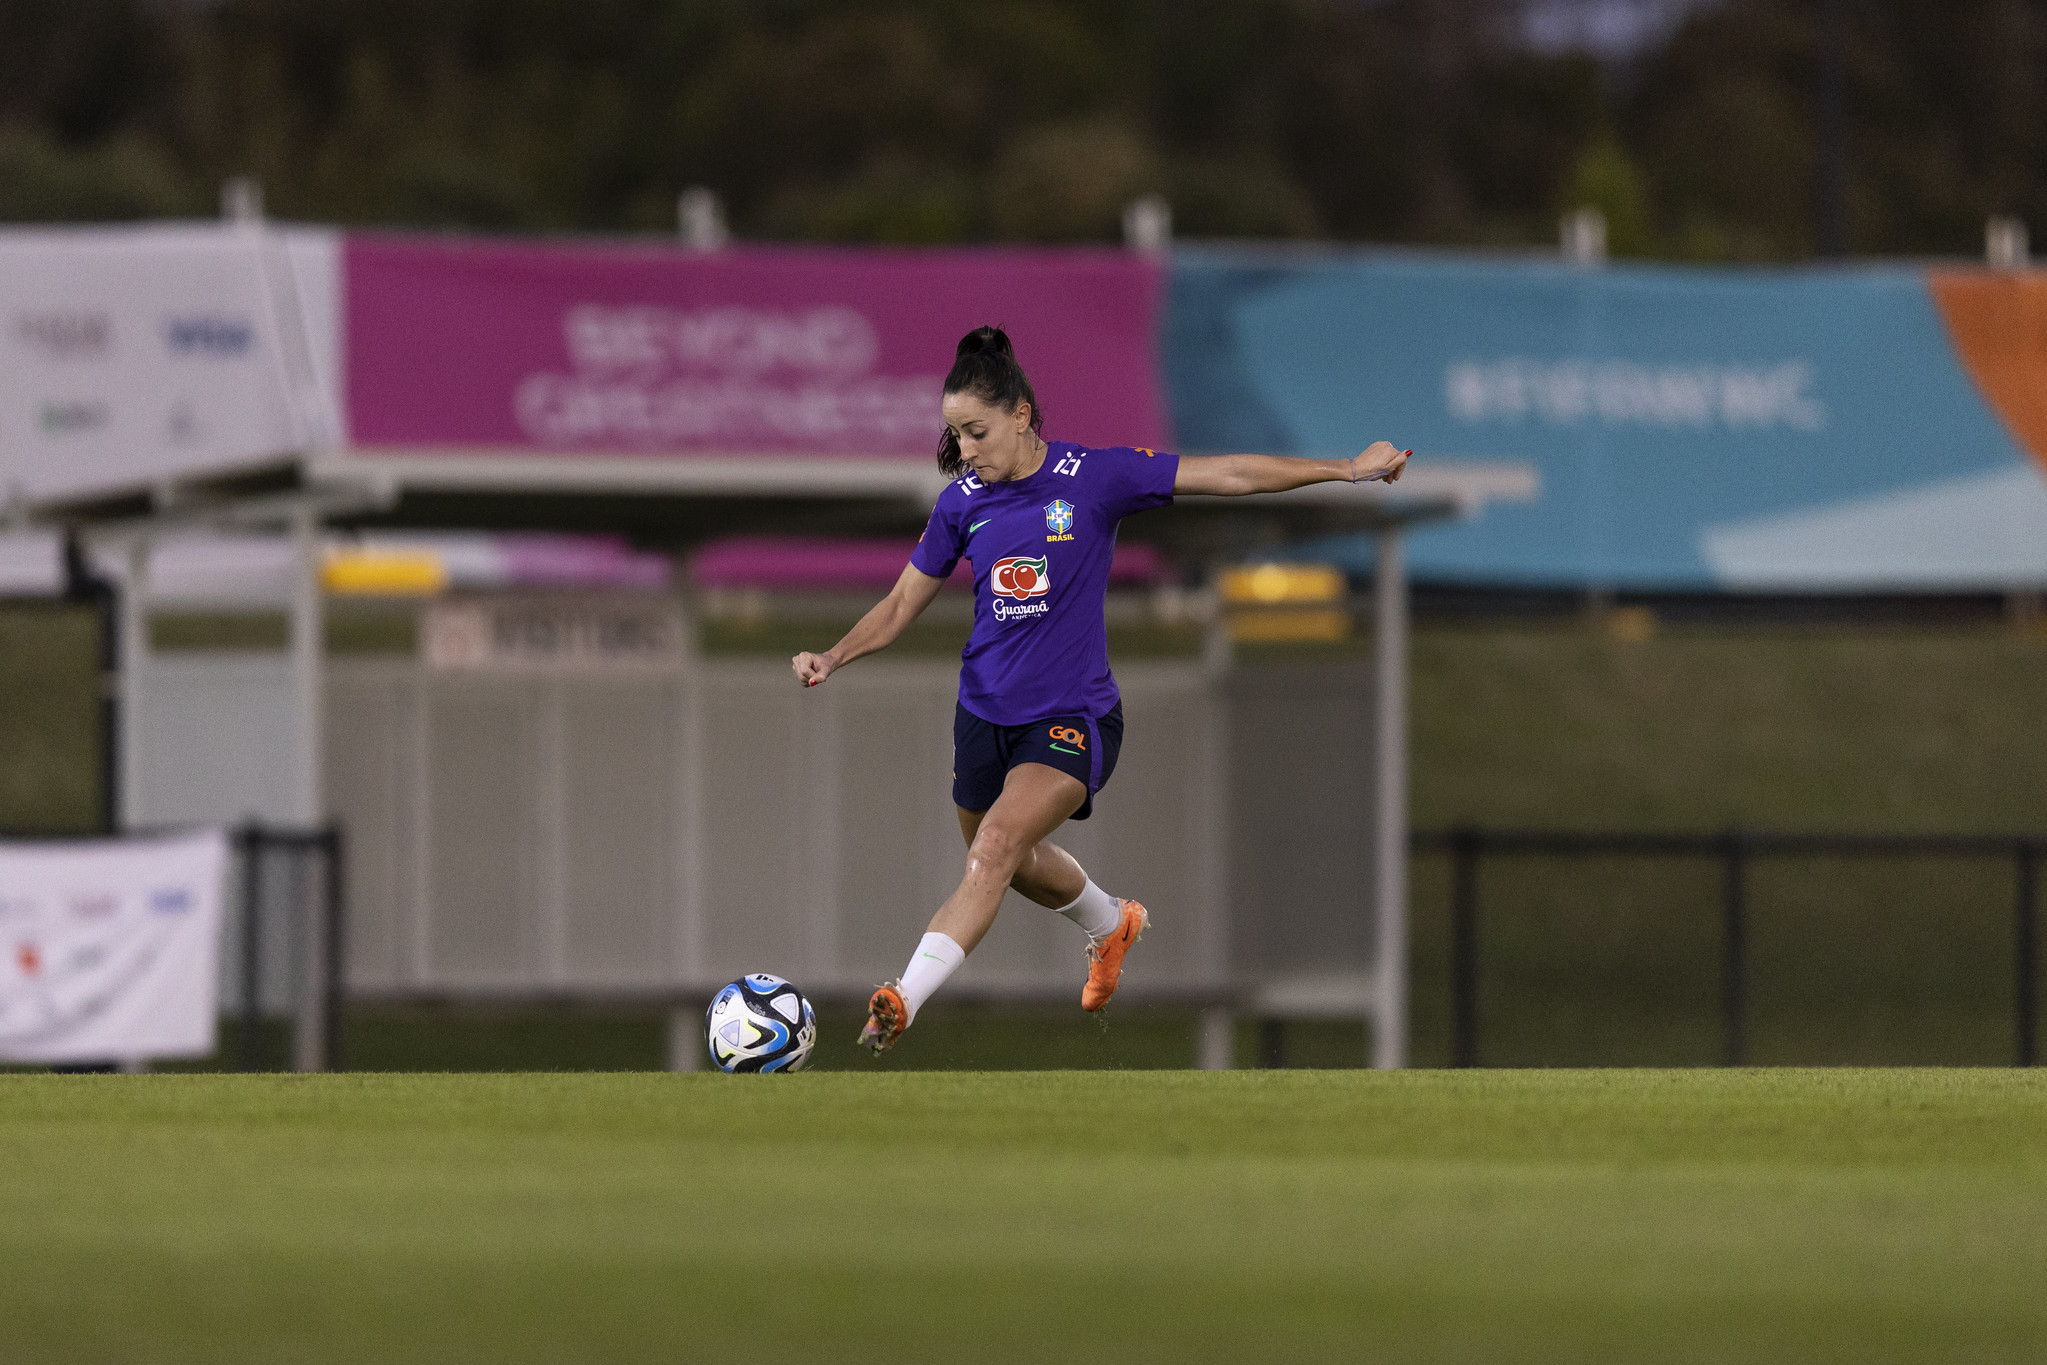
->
968, 519, 991, 534
1049, 743, 1084, 756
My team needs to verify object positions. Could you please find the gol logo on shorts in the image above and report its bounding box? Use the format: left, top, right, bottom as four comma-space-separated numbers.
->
990, 555, 1050, 601
1047, 725, 1087, 749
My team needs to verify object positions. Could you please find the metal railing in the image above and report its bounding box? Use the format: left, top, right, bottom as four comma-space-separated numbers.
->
1416, 828, 2040, 1068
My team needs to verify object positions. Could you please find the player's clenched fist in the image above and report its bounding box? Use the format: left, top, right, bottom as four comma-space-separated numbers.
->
1351, 441, 1409, 484
791, 651, 836, 687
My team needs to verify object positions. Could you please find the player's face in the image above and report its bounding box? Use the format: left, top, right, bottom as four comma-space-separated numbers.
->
943, 391, 1037, 482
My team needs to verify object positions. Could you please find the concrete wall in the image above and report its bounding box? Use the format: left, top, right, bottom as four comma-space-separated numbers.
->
1227, 662, 1376, 977
132, 652, 301, 830
137, 647, 1377, 1004
133, 652, 303, 1012
325, 657, 1231, 999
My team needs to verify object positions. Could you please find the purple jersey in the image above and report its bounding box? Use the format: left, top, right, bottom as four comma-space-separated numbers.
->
911, 441, 1178, 725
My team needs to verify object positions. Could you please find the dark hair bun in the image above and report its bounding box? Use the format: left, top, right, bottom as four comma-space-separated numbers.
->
936, 324, 1041, 479
956, 325, 1013, 359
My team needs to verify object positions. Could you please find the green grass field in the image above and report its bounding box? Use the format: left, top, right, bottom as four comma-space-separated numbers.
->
3, 1069, 2042, 1363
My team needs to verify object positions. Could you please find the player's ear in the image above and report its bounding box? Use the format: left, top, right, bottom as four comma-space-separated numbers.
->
1014, 400, 1032, 433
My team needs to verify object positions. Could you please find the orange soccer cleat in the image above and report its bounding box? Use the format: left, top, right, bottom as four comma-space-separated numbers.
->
858, 981, 909, 1053
1081, 900, 1149, 1012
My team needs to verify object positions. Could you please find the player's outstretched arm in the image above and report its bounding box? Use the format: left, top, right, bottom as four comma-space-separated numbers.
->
792, 561, 946, 687
1173, 441, 1410, 496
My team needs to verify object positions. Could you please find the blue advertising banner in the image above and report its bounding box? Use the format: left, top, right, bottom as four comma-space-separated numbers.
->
1166, 251, 2047, 589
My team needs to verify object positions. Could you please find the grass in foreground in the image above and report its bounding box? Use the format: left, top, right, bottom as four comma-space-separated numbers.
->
1, 1068, 2042, 1363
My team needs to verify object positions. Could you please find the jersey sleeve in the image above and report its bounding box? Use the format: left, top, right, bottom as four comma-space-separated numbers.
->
1093, 445, 1180, 518
909, 492, 966, 578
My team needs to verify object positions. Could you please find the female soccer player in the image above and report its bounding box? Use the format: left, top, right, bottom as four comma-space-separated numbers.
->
792, 326, 1409, 1053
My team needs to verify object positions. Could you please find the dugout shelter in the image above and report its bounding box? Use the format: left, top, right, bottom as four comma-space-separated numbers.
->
1, 210, 1540, 1068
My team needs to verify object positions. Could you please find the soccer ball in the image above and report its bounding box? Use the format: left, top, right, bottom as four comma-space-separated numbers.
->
705, 973, 817, 1073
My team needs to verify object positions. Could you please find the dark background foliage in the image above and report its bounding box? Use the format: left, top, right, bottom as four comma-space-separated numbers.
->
0, 0, 2041, 256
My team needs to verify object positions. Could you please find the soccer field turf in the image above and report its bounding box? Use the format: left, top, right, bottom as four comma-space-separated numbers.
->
1, 1070, 2042, 1363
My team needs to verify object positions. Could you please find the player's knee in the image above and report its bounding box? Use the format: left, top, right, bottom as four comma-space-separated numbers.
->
967, 822, 1028, 875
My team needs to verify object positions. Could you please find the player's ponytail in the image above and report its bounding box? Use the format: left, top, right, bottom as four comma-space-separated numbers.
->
937, 325, 1043, 478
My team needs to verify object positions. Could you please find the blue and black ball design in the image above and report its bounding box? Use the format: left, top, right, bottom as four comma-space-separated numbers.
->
705, 973, 817, 1073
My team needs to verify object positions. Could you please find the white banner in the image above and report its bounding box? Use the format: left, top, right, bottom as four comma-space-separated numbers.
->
0, 224, 341, 505
0, 830, 228, 1064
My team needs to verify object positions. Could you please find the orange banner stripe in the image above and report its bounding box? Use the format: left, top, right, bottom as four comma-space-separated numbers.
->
1926, 269, 2047, 476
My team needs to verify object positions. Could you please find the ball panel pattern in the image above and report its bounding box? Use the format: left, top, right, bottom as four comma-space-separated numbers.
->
705, 974, 817, 1073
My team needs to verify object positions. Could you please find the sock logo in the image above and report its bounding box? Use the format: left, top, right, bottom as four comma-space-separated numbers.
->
990, 555, 1050, 601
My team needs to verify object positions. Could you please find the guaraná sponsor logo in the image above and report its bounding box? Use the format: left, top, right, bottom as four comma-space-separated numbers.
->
990, 555, 1049, 602
992, 597, 1050, 621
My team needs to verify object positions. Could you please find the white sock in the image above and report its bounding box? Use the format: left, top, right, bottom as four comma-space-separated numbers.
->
1053, 877, 1124, 942
897, 931, 966, 1023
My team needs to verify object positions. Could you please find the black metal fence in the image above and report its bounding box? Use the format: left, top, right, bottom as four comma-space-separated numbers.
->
233, 823, 346, 1072
1416, 829, 2040, 1068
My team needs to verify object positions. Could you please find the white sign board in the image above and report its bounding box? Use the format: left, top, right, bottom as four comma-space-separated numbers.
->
0, 224, 341, 505
0, 830, 228, 1064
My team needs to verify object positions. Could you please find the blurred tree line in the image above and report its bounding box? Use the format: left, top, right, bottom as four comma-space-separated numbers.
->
0, 0, 2040, 257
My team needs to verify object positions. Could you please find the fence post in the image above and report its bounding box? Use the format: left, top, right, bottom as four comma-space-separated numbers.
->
1260, 1019, 1285, 1069
2018, 841, 2038, 1068
323, 826, 346, 1073
1721, 830, 1748, 1067
62, 531, 121, 835
1451, 826, 1481, 1068
1370, 526, 1411, 1069
289, 844, 324, 1074
238, 825, 263, 1072
1197, 1005, 1235, 1071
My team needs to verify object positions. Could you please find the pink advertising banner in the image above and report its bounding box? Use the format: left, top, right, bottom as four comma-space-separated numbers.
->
343, 235, 1167, 458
